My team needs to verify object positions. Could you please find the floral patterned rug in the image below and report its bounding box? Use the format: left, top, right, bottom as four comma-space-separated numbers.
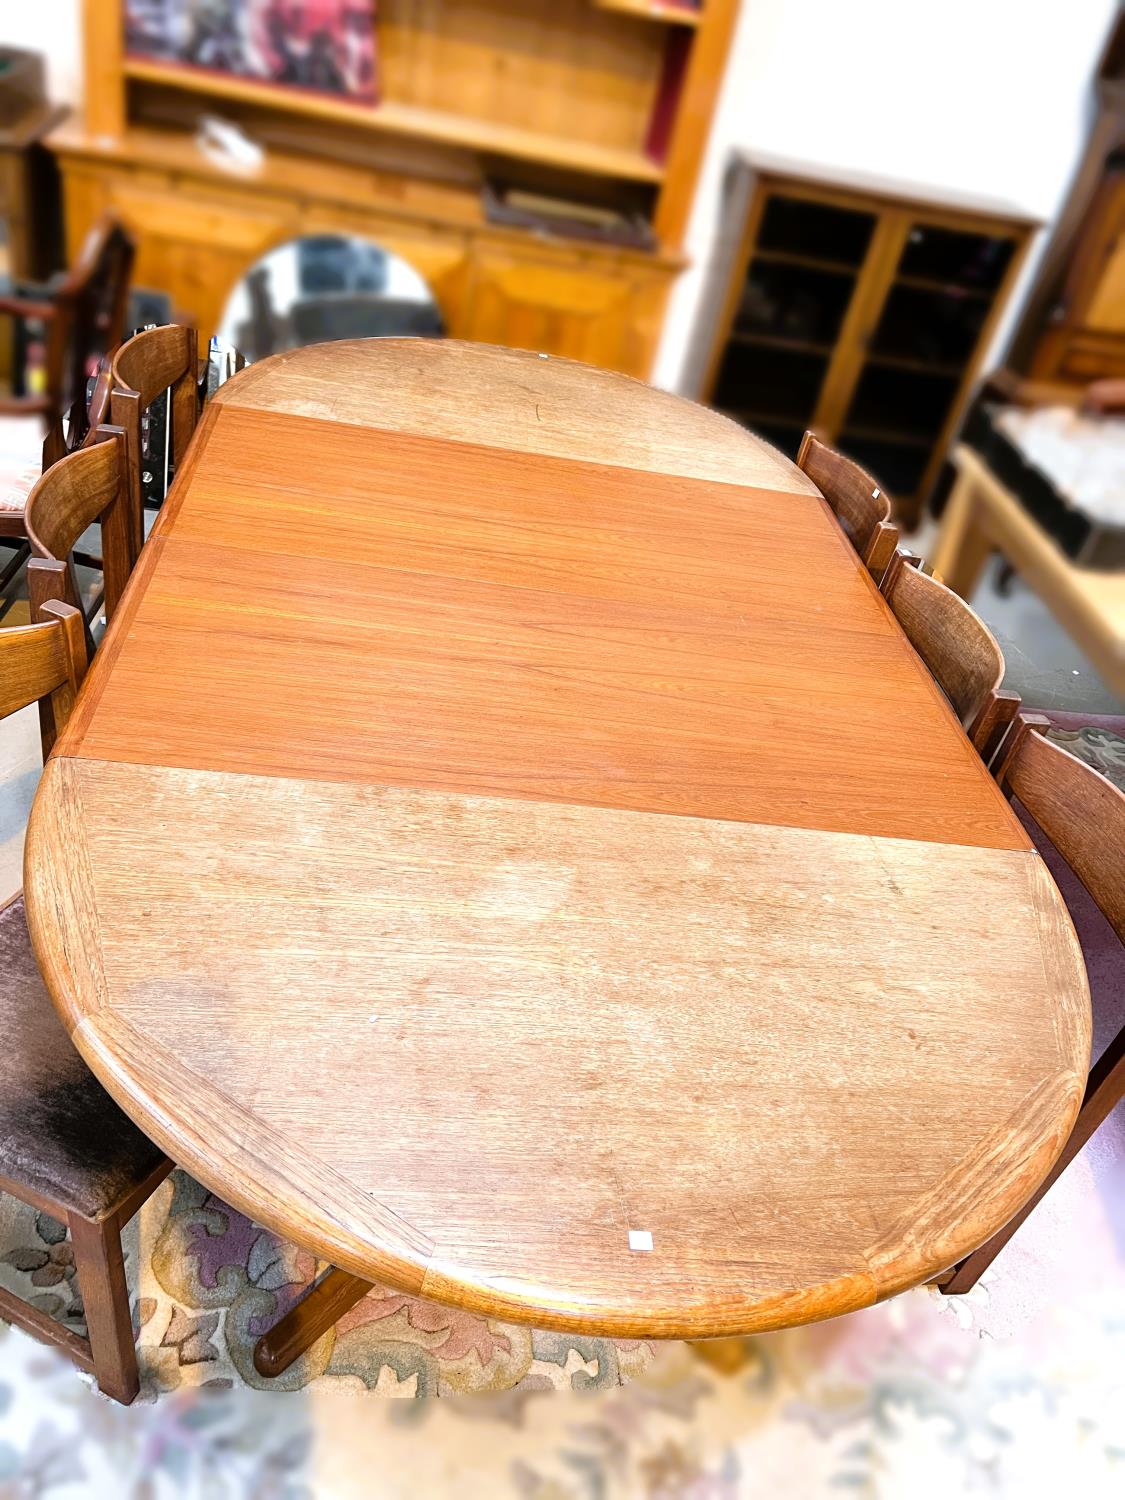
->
2, 1207, 1124, 1497
0, 1170, 653, 1400
2, 1094, 1124, 1496
1044, 718, 1125, 792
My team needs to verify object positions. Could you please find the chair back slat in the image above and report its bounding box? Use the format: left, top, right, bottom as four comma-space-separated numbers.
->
0, 602, 88, 758
111, 324, 200, 556
111, 323, 197, 412
966, 687, 1022, 768
27, 556, 79, 621
797, 432, 898, 581
996, 718, 1125, 945
881, 549, 1005, 749
24, 431, 135, 623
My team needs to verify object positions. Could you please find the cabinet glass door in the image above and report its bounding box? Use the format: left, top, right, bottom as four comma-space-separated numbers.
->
837, 219, 1017, 502
713, 193, 877, 458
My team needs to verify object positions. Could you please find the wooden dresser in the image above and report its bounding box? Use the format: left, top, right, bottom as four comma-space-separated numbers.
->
1010, 16, 1125, 384
0, 49, 63, 283
685, 154, 1038, 524
51, 0, 740, 380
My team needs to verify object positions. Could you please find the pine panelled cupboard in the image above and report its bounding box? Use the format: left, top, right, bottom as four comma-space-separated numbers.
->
50, 0, 741, 379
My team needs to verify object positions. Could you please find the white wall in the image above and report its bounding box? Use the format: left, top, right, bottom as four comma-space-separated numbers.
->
2, 3, 82, 108
654, 0, 1120, 389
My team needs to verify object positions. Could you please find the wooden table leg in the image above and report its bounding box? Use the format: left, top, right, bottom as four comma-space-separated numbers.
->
253, 1266, 373, 1377
932, 467, 993, 601
687, 1337, 758, 1374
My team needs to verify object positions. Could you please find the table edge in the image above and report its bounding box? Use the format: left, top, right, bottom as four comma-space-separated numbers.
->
212, 338, 824, 497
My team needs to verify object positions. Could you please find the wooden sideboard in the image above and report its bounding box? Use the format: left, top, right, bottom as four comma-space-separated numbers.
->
684, 154, 1038, 524
51, 0, 742, 379
52, 126, 678, 378
1010, 14, 1125, 384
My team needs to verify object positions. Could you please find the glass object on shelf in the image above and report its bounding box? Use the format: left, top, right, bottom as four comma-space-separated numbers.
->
845, 363, 959, 444
897, 225, 1014, 291
735, 259, 854, 346
837, 434, 930, 498
756, 195, 876, 268
217, 233, 444, 362
712, 342, 828, 424
870, 282, 987, 367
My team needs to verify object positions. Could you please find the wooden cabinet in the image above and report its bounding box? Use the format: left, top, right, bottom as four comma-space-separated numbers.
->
1030, 168, 1125, 382
464, 245, 666, 375
685, 156, 1036, 524
1011, 15, 1125, 385
0, 114, 63, 283
53, 130, 680, 379
0, 50, 63, 283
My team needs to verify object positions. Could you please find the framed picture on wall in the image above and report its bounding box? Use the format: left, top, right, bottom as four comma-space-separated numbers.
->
124, 1, 379, 104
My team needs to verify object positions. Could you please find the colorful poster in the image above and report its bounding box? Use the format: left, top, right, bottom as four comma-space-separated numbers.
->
125, 1, 378, 104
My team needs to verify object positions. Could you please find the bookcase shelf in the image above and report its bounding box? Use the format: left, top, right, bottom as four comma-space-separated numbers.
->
123, 59, 667, 184
593, 0, 703, 26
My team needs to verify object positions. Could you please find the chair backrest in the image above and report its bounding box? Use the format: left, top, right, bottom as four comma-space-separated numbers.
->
24, 431, 135, 626
797, 432, 899, 583
880, 549, 1016, 758
0, 601, 89, 759
995, 715, 1125, 944
110, 323, 199, 557
43, 217, 135, 454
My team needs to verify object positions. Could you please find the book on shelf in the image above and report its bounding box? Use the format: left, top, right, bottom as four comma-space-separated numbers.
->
124, 0, 379, 105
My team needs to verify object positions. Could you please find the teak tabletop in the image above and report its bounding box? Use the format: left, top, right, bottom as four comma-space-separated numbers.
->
26, 341, 1091, 1340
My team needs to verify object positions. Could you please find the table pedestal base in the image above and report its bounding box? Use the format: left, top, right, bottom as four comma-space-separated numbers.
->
254, 1267, 372, 1377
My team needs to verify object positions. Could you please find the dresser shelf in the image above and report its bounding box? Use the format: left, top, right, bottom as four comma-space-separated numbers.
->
123, 59, 667, 185
593, 0, 703, 26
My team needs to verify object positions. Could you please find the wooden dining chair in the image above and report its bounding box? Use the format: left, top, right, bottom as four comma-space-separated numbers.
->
937, 714, 1125, 1294
0, 604, 172, 1402
23, 430, 136, 648
797, 432, 900, 584
880, 548, 1020, 761
110, 324, 201, 557
0, 217, 134, 588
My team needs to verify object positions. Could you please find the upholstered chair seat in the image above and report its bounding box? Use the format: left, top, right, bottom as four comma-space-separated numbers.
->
0, 893, 165, 1219
0, 415, 45, 512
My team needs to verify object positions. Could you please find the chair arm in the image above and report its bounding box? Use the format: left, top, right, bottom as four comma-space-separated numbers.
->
0, 395, 51, 416
0, 294, 55, 322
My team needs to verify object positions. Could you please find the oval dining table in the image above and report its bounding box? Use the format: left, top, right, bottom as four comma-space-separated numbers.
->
25, 339, 1090, 1357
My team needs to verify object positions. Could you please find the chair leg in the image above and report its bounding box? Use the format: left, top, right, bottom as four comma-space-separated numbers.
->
930, 469, 991, 600
939, 1024, 1125, 1296
253, 1266, 372, 1377
68, 1209, 139, 1404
